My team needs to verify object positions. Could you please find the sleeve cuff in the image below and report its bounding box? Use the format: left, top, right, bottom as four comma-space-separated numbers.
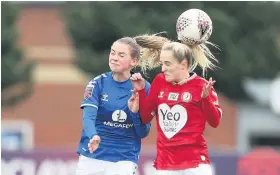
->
81, 104, 98, 109
90, 134, 98, 139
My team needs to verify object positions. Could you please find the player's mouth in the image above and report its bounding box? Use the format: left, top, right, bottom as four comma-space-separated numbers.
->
110, 62, 119, 66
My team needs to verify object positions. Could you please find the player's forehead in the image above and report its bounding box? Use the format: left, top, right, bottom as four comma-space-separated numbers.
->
160, 50, 177, 63
111, 42, 130, 55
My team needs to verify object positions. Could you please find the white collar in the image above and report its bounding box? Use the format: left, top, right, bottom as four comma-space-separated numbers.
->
172, 73, 197, 85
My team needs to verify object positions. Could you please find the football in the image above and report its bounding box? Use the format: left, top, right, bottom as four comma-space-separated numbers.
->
176, 9, 213, 45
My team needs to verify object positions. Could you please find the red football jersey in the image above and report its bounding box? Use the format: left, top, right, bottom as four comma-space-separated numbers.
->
138, 73, 222, 170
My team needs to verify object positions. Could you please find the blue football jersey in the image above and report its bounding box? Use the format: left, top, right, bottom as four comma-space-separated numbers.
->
77, 72, 151, 164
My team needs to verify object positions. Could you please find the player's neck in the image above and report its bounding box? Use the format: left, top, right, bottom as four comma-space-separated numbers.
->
172, 72, 193, 85
176, 72, 190, 83
112, 71, 131, 82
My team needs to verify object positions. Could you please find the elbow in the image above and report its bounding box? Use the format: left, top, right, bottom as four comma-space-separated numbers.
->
142, 118, 151, 124
209, 121, 219, 128
206, 110, 222, 128
136, 129, 150, 139
82, 117, 90, 127
139, 114, 153, 124
139, 126, 151, 138
139, 112, 154, 124
208, 119, 220, 128
139, 132, 149, 139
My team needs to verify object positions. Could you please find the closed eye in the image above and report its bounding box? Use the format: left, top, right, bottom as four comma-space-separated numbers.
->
164, 61, 171, 66
110, 51, 116, 55
160, 60, 171, 66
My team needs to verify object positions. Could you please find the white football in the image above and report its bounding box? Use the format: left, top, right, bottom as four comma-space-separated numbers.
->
176, 9, 213, 45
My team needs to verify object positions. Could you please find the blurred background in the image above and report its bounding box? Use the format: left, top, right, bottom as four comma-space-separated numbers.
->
1, 1, 280, 175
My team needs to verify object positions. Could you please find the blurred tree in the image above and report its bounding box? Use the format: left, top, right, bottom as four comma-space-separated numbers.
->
1, 2, 35, 109
63, 1, 280, 100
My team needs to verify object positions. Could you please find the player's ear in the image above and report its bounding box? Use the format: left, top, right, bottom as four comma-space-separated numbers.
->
181, 59, 188, 69
130, 57, 138, 67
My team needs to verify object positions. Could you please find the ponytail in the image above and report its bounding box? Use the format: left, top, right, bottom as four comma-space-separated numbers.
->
182, 41, 219, 76
133, 34, 169, 72
133, 33, 219, 77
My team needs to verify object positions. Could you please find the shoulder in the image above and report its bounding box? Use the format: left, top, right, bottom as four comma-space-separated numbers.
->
155, 73, 165, 81
190, 74, 217, 91
196, 75, 208, 83
189, 74, 209, 86
151, 73, 165, 84
87, 72, 110, 85
92, 72, 110, 82
144, 73, 165, 87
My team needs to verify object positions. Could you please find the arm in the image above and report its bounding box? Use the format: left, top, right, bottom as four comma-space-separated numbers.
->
138, 75, 162, 124
83, 106, 98, 138
201, 88, 222, 128
129, 110, 151, 138
80, 78, 101, 138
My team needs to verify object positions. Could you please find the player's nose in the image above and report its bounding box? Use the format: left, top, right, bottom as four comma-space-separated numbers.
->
161, 65, 166, 72
110, 54, 118, 61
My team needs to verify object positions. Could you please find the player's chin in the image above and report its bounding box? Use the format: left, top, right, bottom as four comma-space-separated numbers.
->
164, 75, 173, 82
109, 66, 122, 73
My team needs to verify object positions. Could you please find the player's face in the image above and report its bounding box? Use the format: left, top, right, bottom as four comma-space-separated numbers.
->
160, 50, 186, 83
109, 42, 137, 73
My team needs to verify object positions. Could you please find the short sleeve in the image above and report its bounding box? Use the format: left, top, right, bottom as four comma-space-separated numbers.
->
80, 77, 101, 109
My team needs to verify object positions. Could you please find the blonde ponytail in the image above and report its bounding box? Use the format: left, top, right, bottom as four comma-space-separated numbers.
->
133, 34, 169, 72
133, 33, 219, 77
184, 41, 219, 77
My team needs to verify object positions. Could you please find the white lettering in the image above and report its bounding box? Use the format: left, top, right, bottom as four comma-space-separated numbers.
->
104, 121, 133, 128
158, 103, 188, 139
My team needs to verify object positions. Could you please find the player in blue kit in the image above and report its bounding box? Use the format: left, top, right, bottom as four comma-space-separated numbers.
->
75, 37, 152, 175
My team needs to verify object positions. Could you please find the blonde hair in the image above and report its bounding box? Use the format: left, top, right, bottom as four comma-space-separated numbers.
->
134, 33, 218, 76
134, 34, 169, 72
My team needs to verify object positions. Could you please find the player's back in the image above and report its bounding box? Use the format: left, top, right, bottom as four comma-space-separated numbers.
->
78, 72, 150, 164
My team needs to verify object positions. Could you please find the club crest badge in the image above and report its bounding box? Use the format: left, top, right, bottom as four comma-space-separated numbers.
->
181, 92, 192, 102
84, 85, 94, 99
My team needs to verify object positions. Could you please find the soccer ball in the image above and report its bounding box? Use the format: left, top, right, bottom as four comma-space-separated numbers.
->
176, 9, 213, 45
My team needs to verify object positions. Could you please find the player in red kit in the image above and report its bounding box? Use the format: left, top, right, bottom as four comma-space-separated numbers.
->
130, 34, 222, 175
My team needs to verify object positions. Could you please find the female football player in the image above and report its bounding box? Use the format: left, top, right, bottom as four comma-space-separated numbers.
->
130, 34, 222, 175
75, 37, 152, 175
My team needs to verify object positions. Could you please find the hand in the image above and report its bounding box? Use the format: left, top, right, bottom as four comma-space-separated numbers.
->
201, 77, 216, 99
130, 73, 145, 91
128, 91, 139, 113
88, 135, 100, 153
